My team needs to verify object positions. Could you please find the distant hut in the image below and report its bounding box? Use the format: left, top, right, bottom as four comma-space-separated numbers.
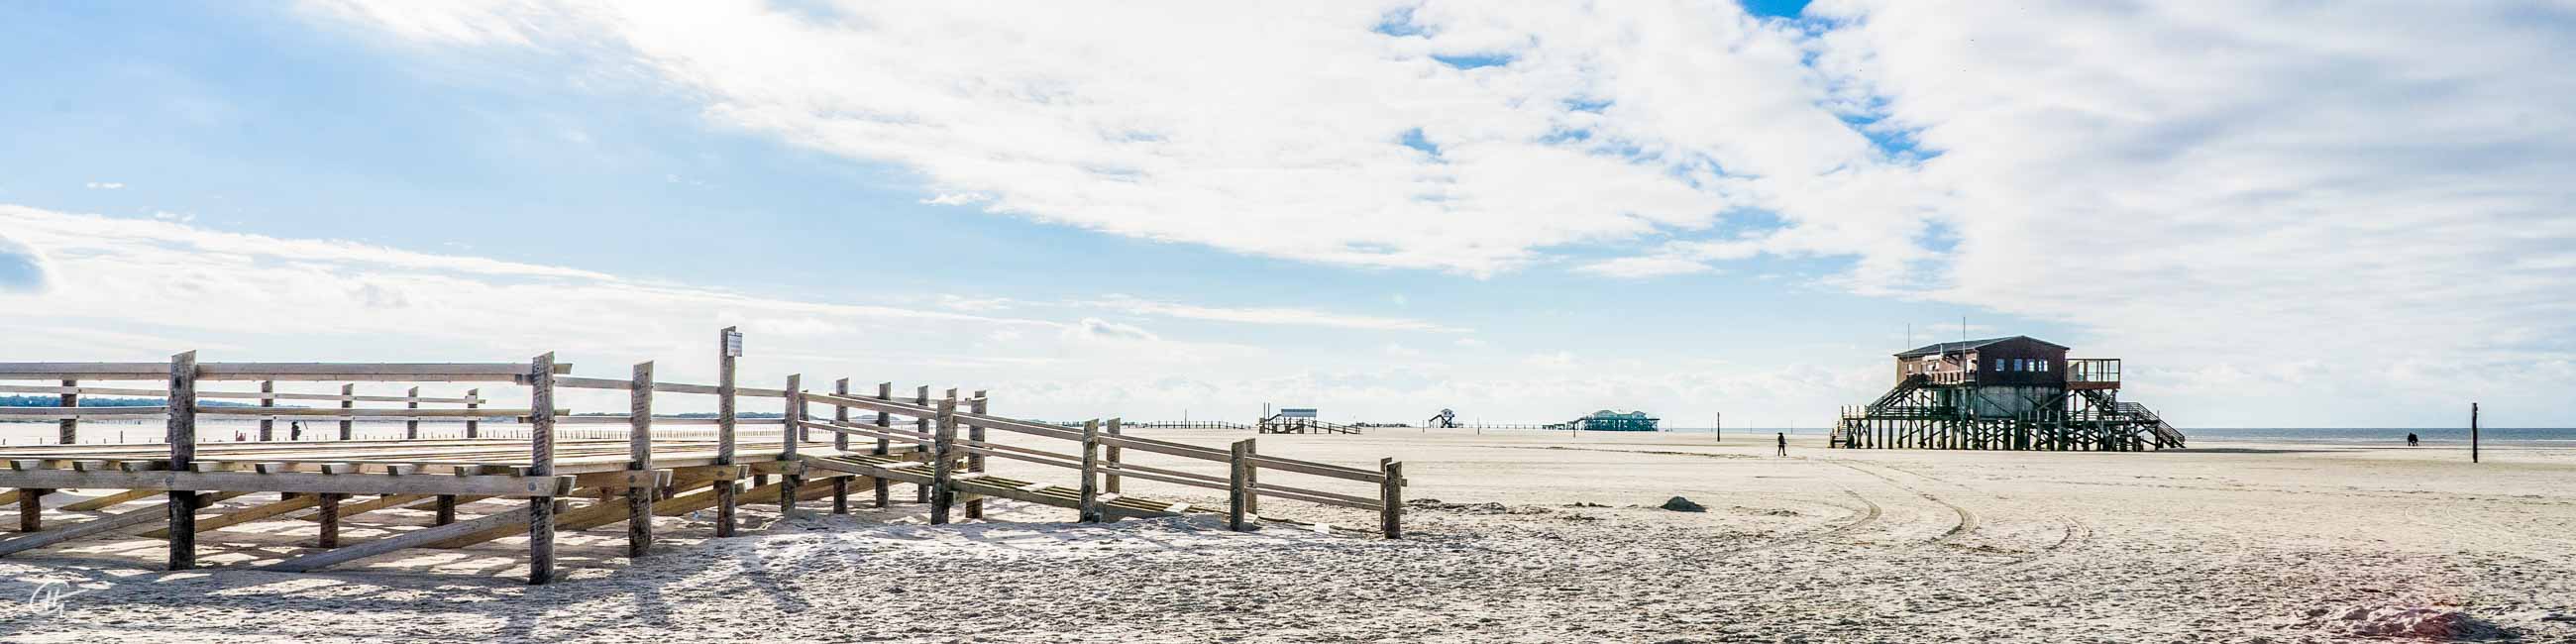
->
1564, 409, 1659, 432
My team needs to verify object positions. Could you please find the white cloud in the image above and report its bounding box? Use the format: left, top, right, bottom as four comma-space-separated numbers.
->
280, 1, 2576, 425
1086, 295, 1467, 333
302, 1, 1860, 276
84, 181, 125, 190
1573, 255, 1716, 278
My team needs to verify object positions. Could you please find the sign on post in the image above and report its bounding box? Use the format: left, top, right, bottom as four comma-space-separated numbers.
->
722, 329, 745, 358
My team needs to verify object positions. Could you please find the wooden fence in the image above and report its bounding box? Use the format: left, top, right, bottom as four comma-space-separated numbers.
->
0, 328, 1406, 585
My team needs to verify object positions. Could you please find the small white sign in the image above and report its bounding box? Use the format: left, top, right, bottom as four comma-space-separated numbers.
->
722, 330, 744, 357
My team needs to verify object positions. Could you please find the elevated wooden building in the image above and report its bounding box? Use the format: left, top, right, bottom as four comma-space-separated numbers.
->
1831, 336, 2184, 451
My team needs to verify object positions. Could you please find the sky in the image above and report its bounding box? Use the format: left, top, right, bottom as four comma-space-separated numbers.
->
2, 1, 2572, 428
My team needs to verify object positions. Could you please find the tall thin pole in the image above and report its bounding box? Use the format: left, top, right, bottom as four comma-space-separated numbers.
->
2471, 402, 2480, 464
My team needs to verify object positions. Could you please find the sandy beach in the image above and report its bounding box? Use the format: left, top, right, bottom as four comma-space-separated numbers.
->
0, 428, 2564, 643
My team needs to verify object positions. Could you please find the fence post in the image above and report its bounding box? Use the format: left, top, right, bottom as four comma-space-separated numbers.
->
337, 383, 354, 440
527, 352, 559, 585
255, 380, 271, 442
715, 327, 739, 537
873, 381, 892, 508
1228, 439, 1252, 531
830, 377, 851, 514
779, 374, 803, 517
913, 385, 930, 504
928, 394, 957, 524
318, 492, 340, 548
628, 361, 655, 558
1078, 419, 1102, 523
466, 388, 481, 438
58, 378, 78, 445
1104, 417, 1123, 494
1242, 438, 1261, 516
966, 390, 988, 519
405, 386, 421, 439
15, 483, 40, 532
1380, 459, 1404, 539
165, 351, 198, 571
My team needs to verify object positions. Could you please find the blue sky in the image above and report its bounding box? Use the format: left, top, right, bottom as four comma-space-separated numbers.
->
4, 1, 2572, 428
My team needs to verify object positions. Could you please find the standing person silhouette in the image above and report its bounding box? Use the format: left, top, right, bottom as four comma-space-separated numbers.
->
1775, 432, 1788, 457
2407, 432, 2419, 447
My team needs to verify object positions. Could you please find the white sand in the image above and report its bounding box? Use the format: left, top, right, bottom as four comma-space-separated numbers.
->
0, 429, 2568, 642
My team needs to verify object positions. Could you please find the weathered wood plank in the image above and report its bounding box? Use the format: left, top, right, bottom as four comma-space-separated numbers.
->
0, 469, 575, 496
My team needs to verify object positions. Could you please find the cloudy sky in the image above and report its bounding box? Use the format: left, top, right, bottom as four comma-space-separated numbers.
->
3, 1, 2571, 428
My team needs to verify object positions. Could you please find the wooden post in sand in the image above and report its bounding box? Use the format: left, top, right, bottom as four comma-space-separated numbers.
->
336, 383, 355, 440
779, 374, 803, 517
628, 361, 655, 558
966, 390, 988, 519
58, 378, 78, 445
1078, 419, 1103, 523
527, 352, 558, 585
928, 394, 957, 524
715, 327, 739, 537
873, 381, 892, 508
405, 386, 421, 439
1242, 438, 1260, 516
1228, 439, 1252, 531
830, 377, 851, 514
914, 385, 931, 504
1380, 458, 1404, 539
465, 388, 481, 439
2471, 402, 2481, 464
165, 351, 198, 571
255, 380, 272, 442
1104, 418, 1124, 494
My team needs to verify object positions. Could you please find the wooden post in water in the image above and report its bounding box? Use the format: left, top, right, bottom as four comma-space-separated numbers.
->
2471, 402, 2481, 464
1104, 418, 1124, 494
166, 351, 198, 570
1078, 419, 1103, 523
830, 377, 851, 514
715, 327, 739, 537
965, 390, 987, 520
58, 378, 77, 445
338, 383, 354, 440
627, 361, 655, 558
527, 352, 559, 585
778, 374, 803, 517
465, 388, 481, 439
928, 394, 958, 524
873, 381, 892, 508
1380, 458, 1404, 539
1227, 439, 1252, 531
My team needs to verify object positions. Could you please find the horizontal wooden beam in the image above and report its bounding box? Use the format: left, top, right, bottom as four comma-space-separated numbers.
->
0, 470, 575, 497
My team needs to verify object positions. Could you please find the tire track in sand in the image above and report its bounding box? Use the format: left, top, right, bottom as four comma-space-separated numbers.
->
1469, 445, 1906, 550
1817, 458, 1977, 545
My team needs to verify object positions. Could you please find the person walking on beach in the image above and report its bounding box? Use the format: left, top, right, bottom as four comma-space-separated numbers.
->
1775, 432, 1788, 457
290, 421, 302, 441
2407, 432, 2419, 447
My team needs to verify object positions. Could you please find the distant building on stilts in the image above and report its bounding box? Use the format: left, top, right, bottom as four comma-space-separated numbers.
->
1832, 336, 2184, 451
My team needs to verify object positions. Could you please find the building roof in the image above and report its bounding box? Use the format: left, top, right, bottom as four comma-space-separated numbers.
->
1893, 335, 2069, 358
